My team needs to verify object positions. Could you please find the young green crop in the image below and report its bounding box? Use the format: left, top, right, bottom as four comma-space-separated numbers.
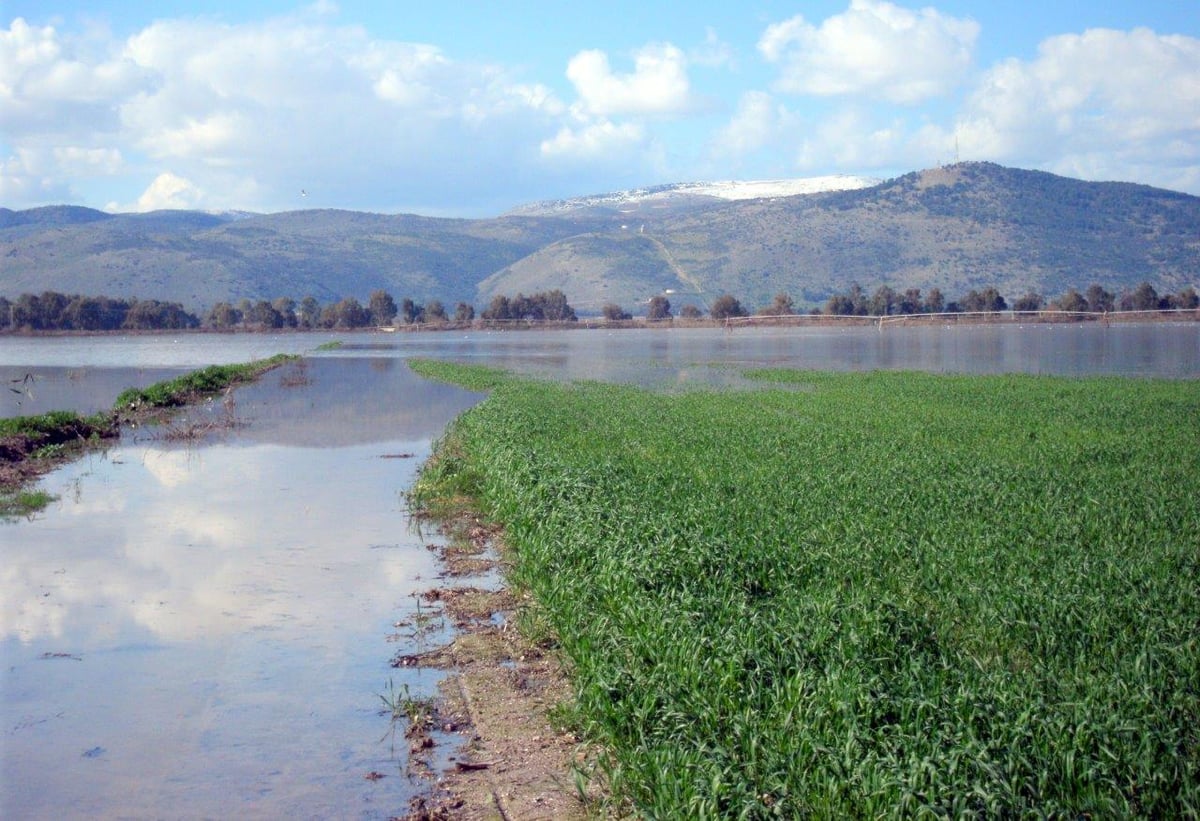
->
3, 355, 297, 516
113, 354, 295, 411
411, 362, 1200, 817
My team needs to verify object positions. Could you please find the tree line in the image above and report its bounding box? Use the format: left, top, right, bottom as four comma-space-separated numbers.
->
2, 281, 1195, 333
601, 281, 1195, 324
0, 289, 570, 332
816, 281, 1198, 317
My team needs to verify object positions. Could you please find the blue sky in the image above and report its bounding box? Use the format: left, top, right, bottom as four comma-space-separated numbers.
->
2, 1, 1197, 215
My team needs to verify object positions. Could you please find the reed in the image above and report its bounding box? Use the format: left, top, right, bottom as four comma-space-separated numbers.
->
410, 361, 1200, 817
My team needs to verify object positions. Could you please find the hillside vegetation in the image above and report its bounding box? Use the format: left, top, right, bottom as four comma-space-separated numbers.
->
2, 163, 1196, 314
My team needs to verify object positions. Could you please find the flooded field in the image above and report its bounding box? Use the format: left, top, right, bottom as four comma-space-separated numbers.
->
3, 358, 481, 819
2, 323, 1198, 818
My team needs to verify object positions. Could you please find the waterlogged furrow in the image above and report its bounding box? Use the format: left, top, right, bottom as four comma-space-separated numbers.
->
411, 362, 1199, 817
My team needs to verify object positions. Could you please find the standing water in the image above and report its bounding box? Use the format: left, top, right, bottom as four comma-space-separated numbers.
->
2, 356, 482, 819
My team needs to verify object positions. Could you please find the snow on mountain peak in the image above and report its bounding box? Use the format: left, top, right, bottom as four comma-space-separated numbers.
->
507, 174, 882, 216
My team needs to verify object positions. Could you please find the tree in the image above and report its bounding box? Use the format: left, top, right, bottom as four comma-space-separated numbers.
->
236, 298, 254, 326
424, 299, 447, 323
602, 303, 632, 321
369, 290, 398, 326
1012, 292, 1044, 312
63, 295, 126, 330
710, 295, 748, 320
481, 295, 512, 321
39, 291, 69, 327
537, 289, 577, 321
207, 302, 242, 330
123, 300, 199, 330
10, 294, 45, 330
400, 297, 423, 325
298, 296, 321, 328
248, 300, 284, 329
1085, 284, 1114, 313
898, 288, 923, 315
868, 285, 897, 316
824, 283, 867, 316
759, 293, 795, 316
272, 297, 298, 327
1168, 286, 1199, 310
646, 295, 672, 320
679, 304, 704, 319
1120, 282, 1161, 311
1053, 288, 1089, 313
960, 288, 1007, 312
454, 302, 475, 322
320, 297, 369, 328
924, 288, 945, 313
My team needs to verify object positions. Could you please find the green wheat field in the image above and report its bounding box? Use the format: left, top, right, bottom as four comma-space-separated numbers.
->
410, 361, 1199, 818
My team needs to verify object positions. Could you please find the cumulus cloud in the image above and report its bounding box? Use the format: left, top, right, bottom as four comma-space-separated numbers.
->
0, 11, 572, 212
566, 42, 692, 116
540, 119, 645, 160
1, 18, 148, 138
759, 0, 979, 104
135, 171, 204, 211
954, 28, 1200, 190
711, 91, 786, 158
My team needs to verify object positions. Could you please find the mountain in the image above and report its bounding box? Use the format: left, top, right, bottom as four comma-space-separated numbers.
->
504, 174, 880, 217
2, 163, 1197, 315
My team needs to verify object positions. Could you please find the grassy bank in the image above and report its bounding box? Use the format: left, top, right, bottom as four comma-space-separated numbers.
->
1, 355, 294, 516
409, 360, 1199, 818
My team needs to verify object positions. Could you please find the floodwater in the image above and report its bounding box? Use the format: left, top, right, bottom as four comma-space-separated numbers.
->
3, 356, 482, 819
1, 323, 1198, 819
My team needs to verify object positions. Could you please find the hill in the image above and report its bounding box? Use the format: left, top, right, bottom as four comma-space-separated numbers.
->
2, 163, 1197, 315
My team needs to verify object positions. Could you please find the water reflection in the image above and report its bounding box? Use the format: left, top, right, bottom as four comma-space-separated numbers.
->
0, 366, 189, 420
330, 324, 1197, 383
2, 359, 481, 819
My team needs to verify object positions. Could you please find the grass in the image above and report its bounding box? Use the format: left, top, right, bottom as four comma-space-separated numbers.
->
0, 488, 57, 518
408, 360, 1200, 818
2, 355, 296, 516
113, 354, 295, 412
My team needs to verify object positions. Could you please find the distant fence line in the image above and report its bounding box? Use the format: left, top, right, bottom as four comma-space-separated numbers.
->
718, 307, 1200, 331
374, 308, 1199, 333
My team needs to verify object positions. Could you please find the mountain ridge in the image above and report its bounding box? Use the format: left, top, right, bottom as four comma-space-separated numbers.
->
2, 163, 1196, 315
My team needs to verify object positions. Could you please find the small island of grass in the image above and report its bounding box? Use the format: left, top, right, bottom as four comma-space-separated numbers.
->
1, 355, 295, 517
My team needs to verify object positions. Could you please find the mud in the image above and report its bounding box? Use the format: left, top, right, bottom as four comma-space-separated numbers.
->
395, 510, 601, 821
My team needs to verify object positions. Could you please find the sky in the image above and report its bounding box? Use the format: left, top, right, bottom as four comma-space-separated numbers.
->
2, 0, 1198, 216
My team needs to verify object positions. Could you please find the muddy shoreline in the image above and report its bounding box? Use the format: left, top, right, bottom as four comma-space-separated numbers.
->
394, 508, 597, 820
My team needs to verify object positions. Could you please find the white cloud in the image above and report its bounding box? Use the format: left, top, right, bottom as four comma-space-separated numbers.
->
540, 119, 645, 160
135, 171, 204, 211
691, 27, 734, 69
759, 0, 979, 104
566, 42, 692, 116
1, 18, 148, 138
954, 28, 1200, 190
0, 11, 574, 212
711, 91, 784, 157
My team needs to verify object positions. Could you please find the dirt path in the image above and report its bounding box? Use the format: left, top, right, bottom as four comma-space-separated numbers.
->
395, 519, 604, 821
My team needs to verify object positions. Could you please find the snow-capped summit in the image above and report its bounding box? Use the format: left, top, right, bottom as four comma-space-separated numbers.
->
507, 174, 882, 216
